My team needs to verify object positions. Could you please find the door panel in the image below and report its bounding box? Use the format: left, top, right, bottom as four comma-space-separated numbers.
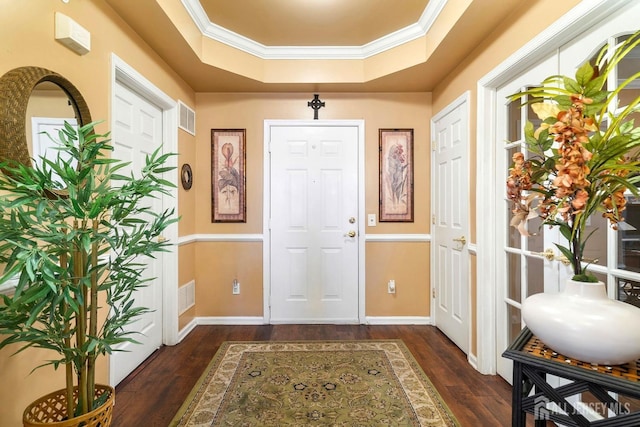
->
270, 125, 359, 323
110, 82, 164, 386
433, 96, 469, 354
497, 53, 557, 382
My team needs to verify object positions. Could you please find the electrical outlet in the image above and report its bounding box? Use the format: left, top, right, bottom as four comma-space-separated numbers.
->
232, 279, 240, 295
388, 279, 396, 294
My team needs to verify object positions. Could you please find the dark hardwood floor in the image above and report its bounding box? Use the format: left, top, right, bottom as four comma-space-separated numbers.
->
112, 325, 521, 426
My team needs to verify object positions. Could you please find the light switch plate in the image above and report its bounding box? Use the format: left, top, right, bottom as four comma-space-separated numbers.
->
367, 214, 376, 226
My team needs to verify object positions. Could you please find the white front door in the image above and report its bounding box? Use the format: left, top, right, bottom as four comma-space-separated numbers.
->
109, 81, 164, 385
269, 124, 360, 323
432, 94, 470, 354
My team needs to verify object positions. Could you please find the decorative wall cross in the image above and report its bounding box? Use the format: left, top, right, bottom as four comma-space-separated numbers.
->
307, 94, 325, 120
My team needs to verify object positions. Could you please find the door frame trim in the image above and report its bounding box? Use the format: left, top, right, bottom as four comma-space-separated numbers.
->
475, 0, 631, 375
263, 120, 366, 323
110, 54, 179, 352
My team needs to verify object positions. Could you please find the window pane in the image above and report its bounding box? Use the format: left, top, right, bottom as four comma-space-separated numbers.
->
527, 216, 543, 253
507, 97, 522, 141
617, 35, 640, 128
615, 35, 640, 280
583, 214, 607, 267
619, 197, 640, 272
524, 145, 543, 252
508, 204, 522, 249
617, 277, 640, 306
506, 146, 522, 249
507, 254, 522, 302
508, 253, 522, 302
508, 304, 522, 344
527, 256, 545, 296
526, 91, 543, 130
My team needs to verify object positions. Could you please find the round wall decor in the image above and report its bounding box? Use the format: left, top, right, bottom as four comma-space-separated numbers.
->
181, 163, 193, 190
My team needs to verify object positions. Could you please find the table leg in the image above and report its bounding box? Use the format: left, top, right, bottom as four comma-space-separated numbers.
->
512, 361, 526, 427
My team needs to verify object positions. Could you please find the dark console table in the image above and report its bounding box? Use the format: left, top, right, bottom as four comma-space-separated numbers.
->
502, 327, 640, 426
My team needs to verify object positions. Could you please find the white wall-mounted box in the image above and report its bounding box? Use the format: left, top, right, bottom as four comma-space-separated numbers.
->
55, 12, 90, 55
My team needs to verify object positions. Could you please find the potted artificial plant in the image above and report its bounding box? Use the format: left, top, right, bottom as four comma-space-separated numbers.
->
506, 31, 640, 364
0, 121, 176, 426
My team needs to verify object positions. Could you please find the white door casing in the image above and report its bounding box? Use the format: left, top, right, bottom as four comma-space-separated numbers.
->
109, 55, 179, 386
266, 121, 364, 323
431, 92, 470, 355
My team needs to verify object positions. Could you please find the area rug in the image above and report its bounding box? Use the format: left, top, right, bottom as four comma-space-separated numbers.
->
170, 340, 459, 426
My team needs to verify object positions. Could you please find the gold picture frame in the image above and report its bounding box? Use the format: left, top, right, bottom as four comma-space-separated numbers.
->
379, 128, 414, 222
211, 129, 246, 222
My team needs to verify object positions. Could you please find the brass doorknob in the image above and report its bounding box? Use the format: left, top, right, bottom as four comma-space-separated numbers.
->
453, 236, 466, 245
346, 230, 356, 238
536, 248, 573, 266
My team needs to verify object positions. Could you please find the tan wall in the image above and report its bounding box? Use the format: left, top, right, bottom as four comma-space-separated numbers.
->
0, 1, 195, 425
366, 242, 430, 316
430, 0, 581, 359
0, 0, 590, 423
193, 93, 432, 317
196, 242, 264, 316
178, 242, 197, 329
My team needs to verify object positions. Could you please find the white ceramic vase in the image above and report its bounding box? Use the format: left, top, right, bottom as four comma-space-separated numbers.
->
521, 279, 640, 365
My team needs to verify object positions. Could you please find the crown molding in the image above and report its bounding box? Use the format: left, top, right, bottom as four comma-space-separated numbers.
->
180, 0, 447, 60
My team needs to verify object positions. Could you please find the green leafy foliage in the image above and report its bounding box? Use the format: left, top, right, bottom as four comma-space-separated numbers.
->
0, 121, 177, 417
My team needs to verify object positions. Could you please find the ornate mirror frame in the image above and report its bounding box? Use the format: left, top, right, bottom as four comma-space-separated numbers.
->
0, 66, 92, 167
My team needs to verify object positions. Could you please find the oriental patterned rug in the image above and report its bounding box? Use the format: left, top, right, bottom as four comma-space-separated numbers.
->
170, 340, 459, 427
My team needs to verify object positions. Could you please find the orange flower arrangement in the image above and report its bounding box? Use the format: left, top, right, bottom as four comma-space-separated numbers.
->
507, 32, 640, 281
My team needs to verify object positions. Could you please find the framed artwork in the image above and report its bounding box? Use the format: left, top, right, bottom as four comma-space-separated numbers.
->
379, 128, 414, 222
211, 129, 246, 222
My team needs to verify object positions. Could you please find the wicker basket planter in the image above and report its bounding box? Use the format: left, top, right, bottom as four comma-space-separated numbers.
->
23, 385, 114, 427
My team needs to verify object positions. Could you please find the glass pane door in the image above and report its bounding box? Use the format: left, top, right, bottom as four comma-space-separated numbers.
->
558, 12, 640, 302
496, 54, 559, 381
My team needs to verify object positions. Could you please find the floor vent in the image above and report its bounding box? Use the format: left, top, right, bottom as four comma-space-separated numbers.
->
178, 100, 195, 135
179, 280, 195, 315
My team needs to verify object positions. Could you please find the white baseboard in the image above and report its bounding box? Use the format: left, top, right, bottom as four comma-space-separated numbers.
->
196, 316, 266, 325
468, 353, 478, 370
176, 316, 433, 343
177, 318, 198, 343
365, 316, 432, 325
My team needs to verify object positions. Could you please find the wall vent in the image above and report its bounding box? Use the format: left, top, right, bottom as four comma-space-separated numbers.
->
178, 280, 195, 315
178, 100, 195, 135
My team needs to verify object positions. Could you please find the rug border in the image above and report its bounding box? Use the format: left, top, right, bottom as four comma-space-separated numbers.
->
169, 339, 460, 427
